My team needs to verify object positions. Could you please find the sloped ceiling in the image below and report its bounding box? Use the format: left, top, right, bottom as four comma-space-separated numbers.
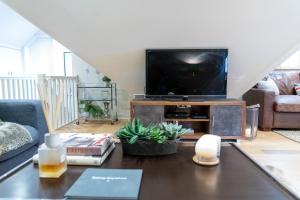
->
3, 0, 300, 97
0, 1, 38, 48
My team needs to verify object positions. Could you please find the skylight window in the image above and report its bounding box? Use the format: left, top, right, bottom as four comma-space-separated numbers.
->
277, 50, 300, 70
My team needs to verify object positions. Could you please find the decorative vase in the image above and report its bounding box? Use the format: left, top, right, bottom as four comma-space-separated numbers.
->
121, 139, 178, 156
38, 133, 67, 178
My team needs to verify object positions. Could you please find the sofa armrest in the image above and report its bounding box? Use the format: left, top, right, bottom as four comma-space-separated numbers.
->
243, 88, 275, 131
0, 100, 48, 144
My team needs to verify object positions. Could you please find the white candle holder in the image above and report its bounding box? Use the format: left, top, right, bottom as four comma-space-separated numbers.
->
193, 135, 221, 166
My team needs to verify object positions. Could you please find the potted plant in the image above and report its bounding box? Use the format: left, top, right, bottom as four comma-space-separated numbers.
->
117, 118, 191, 156
102, 76, 111, 87
80, 100, 104, 119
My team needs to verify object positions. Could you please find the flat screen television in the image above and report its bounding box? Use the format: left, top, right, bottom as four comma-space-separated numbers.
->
145, 49, 228, 99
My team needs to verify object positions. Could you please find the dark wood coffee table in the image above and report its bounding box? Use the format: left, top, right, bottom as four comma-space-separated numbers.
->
0, 143, 296, 200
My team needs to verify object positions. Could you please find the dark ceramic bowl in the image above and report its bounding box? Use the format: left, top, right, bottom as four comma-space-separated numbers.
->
121, 139, 178, 156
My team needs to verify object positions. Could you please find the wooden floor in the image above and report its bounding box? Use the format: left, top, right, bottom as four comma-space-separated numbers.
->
56, 120, 128, 135
57, 122, 300, 198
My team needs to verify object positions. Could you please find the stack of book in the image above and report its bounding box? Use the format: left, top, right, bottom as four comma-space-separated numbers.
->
33, 133, 115, 166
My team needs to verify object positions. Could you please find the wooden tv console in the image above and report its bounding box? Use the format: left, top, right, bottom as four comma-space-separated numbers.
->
130, 99, 246, 140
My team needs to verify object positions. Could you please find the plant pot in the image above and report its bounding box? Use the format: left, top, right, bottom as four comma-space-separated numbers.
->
121, 139, 178, 156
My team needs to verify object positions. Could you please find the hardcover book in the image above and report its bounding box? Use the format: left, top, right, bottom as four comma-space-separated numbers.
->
32, 143, 115, 166
60, 133, 112, 156
65, 168, 143, 200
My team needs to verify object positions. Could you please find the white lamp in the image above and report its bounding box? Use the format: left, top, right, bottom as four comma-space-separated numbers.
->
193, 135, 221, 166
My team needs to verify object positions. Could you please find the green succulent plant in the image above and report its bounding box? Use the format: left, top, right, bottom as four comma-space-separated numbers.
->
159, 122, 191, 140
117, 118, 152, 144
117, 118, 190, 144
149, 127, 167, 143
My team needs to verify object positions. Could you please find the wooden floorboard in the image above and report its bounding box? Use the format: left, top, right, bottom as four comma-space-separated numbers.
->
57, 122, 300, 198
56, 120, 128, 134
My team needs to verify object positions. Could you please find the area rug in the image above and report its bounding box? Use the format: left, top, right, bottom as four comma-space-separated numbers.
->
233, 143, 299, 199
273, 129, 300, 143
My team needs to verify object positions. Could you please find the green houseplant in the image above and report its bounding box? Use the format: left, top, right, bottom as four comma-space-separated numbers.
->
117, 118, 191, 155
102, 76, 111, 86
80, 100, 104, 119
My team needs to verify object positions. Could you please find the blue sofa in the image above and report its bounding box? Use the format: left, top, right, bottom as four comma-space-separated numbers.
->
0, 100, 48, 176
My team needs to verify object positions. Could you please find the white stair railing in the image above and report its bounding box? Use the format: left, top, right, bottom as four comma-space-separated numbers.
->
0, 75, 78, 130
0, 77, 38, 100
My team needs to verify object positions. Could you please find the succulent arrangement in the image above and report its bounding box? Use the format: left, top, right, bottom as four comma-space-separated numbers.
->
117, 118, 191, 144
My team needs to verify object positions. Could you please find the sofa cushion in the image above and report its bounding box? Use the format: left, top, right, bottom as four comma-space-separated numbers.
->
274, 95, 300, 112
23, 125, 39, 142
269, 71, 300, 95
257, 78, 280, 95
0, 125, 39, 162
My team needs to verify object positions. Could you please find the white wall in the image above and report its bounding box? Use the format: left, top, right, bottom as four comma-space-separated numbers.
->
72, 55, 102, 84
0, 33, 69, 77
23, 33, 69, 76
23, 35, 53, 76
0, 46, 22, 76
72, 54, 130, 118
278, 50, 300, 69
0, 1, 38, 48
52, 40, 69, 75
4, 0, 300, 98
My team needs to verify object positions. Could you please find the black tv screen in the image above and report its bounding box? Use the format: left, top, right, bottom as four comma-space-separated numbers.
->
145, 49, 228, 98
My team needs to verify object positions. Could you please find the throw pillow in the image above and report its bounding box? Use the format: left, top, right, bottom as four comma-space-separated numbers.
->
269, 71, 300, 95
257, 78, 280, 95
294, 83, 300, 95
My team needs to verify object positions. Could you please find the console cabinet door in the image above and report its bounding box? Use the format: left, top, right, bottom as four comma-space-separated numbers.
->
132, 105, 164, 126
210, 105, 242, 136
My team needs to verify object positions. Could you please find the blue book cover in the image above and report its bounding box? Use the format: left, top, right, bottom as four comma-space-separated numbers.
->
65, 168, 143, 200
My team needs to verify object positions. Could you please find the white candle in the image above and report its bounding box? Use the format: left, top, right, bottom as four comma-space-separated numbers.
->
197, 148, 216, 161
195, 135, 219, 162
